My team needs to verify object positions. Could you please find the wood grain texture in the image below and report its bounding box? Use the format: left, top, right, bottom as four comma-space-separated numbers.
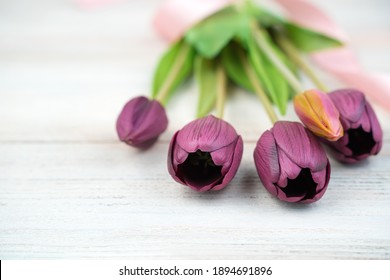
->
0, 0, 390, 259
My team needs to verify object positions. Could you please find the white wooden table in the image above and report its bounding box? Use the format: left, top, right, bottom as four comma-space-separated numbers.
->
1, 0, 389, 259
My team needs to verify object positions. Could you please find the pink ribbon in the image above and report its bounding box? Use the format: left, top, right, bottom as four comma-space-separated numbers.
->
154, 0, 390, 110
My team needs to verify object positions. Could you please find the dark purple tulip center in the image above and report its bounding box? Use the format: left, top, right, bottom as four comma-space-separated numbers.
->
177, 150, 222, 188
280, 168, 317, 199
346, 126, 376, 156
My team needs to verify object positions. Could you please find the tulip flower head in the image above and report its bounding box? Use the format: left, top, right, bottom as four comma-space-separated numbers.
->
116, 96, 168, 148
254, 121, 331, 203
294, 89, 343, 141
323, 89, 382, 163
168, 115, 243, 192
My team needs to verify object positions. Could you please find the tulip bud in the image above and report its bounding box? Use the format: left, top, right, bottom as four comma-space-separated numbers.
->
116, 96, 168, 148
294, 89, 343, 141
323, 89, 383, 163
254, 121, 331, 203
168, 115, 243, 192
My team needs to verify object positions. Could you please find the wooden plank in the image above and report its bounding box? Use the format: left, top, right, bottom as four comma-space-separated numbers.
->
0, 142, 389, 259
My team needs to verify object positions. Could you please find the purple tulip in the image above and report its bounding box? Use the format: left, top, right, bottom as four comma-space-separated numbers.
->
254, 121, 331, 203
324, 89, 383, 163
116, 96, 168, 148
168, 115, 243, 192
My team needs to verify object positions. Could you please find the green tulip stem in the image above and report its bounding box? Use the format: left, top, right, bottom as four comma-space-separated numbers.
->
155, 42, 191, 105
252, 23, 304, 94
215, 64, 227, 119
276, 34, 329, 92
239, 51, 278, 124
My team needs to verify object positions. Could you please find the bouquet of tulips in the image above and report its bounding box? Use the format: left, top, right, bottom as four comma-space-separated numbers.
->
116, 0, 383, 203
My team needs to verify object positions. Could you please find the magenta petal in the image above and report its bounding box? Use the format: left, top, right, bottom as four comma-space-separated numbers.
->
272, 122, 310, 167
254, 121, 331, 203
132, 101, 168, 142
117, 96, 149, 141
168, 115, 242, 192
356, 107, 371, 132
173, 143, 190, 167
277, 191, 306, 203
305, 162, 330, 203
210, 141, 235, 175
168, 131, 185, 185
176, 115, 238, 153
272, 121, 327, 171
116, 96, 168, 148
183, 174, 222, 192
324, 89, 383, 163
276, 149, 302, 188
253, 130, 280, 196
366, 102, 383, 145
212, 136, 243, 191
329, 89, 365, 123
306, 128, 329, 171
311, 166, 328, 189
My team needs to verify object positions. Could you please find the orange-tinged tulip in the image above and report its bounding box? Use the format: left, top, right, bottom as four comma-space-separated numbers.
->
294, 89, 343, 141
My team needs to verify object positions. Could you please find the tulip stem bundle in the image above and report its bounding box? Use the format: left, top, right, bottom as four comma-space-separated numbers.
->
155, 42, 192, 105
215, 64, 227, 119
251, 24, 304, 94
239, 50, 278, 124
275, 34, 329, 92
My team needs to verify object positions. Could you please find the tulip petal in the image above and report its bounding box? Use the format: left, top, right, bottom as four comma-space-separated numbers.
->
212, 136, 243, 191
277, 191, 306, 203
306, 162, 331, 203
173, 143, 190, 167
116, 96, 168, 147
351, 106, 370, 132
276, 148, 302, 188
306, 127, 329, 171
183, 173, 223, 192
131, 101, 168, 143
329, 89, 365, 123
253, 130, 280, 196
294, 89, 342, 140
324, 89, 383, 163
272, 121, 327, 172
176, 115, 238, 153
210, 141, 235, 175
255, 121, 331, 203
366, 102, 383, 145
168, 131, 186, 185
168, 115, 242, 192
116, 96, 148, 140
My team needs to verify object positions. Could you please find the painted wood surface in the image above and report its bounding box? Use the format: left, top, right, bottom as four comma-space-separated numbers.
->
1, 0, 389, 259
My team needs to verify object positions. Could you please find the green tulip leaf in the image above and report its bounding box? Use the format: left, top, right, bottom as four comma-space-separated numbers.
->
248, 3, 342, 53
152, 40, 195, 103
246, 2, 284, 27
195, 56, 219, 118
221, 42, 253, 91
284, 23, 343, 53
248, 35, 291, 115
185, 6, 250, 58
